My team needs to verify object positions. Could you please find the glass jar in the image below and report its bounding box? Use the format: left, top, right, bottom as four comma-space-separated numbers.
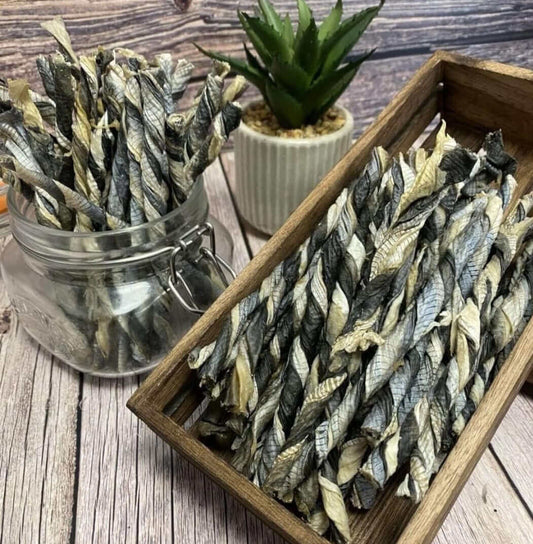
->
1, 179, 234, 377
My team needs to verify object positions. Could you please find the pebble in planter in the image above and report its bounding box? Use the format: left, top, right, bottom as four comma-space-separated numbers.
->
198, 0, 384, 234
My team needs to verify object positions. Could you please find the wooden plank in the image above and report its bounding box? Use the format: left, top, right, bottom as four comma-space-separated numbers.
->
435, 450, 533, 544
2, 0, 533, 88
0, 237, 79, 544
490, 393, 533, 512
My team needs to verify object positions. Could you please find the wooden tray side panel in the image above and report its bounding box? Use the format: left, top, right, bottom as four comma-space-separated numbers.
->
441, 52, 533, 144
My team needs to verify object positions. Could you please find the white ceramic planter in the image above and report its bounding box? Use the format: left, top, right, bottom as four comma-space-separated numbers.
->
234, 105, 354, 235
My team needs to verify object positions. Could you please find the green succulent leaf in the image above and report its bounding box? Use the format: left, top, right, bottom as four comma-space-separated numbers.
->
238, 11, 272, 67
295, 0, 313, 42
243, 43, 268, 75
270, 57, 312, 97
265, 80, 306, 128
321, 4, 382, 74
282, 14, 295, 48
258, 0, 284, 33
304, 51, 374, 123
295, 17, 320, 77
318, 0, 343, 42
194, 43, 267, 93
240, 12, 291, 67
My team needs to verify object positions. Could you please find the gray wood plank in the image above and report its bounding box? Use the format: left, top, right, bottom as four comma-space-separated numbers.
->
1, 0, 533, 88
0, 236, 79, 544
490, 393, 533, 513
435, 450, 533, 544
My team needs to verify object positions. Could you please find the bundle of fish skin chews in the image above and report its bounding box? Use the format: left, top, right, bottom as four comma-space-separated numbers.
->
0, 16, 246, 231
0, 17, 245, 375
189, 124, 533, 543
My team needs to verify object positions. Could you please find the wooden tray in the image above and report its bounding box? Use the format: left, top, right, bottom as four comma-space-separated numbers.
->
128, 51, 533, 544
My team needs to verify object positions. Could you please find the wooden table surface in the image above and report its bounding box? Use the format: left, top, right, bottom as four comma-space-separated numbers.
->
1, 1, 533, 542
0, 153, 532, 544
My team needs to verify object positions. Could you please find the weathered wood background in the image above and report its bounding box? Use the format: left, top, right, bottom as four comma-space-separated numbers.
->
2, 1, 533, 136
0, 1, 532, 544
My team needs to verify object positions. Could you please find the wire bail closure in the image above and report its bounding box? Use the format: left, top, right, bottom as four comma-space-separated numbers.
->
168, 221, 236, 315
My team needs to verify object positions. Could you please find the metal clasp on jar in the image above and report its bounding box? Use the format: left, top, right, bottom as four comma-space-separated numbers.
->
168, 222, 236, 315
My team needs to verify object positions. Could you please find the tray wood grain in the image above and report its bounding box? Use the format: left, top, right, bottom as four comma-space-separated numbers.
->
128, 51, 533, 543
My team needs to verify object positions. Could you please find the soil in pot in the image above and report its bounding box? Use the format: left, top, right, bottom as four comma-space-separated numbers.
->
244, 102, 346, 139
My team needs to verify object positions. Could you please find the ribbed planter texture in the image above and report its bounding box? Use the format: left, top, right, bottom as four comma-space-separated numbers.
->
234, 105, 354, 235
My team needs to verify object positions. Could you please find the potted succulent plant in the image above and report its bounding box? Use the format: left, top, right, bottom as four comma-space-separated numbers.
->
198, 0, 383, 234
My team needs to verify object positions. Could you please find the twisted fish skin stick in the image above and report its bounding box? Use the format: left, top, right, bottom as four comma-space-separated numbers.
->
182, 101, 243, 188
86, 111, 114, 209
123, 70, 146, 225
139, 67, 170, 221
183, 61, 228, 159
165, 112, 188, 206
48, 54, 75, 154
71, 55, 103, 231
